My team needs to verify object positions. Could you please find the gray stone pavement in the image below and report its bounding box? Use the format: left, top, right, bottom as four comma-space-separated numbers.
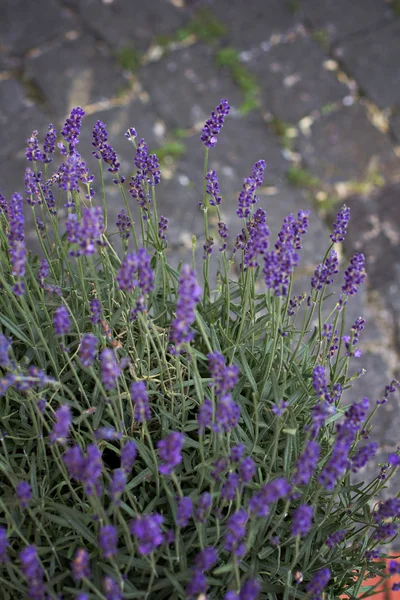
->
1, 0, 400, 491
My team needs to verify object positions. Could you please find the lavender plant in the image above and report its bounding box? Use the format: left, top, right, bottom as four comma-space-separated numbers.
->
0, 100, 399, 600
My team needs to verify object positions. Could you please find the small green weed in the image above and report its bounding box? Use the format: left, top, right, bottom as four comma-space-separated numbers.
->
115, 45, 141, 72
215, 47, 259, 114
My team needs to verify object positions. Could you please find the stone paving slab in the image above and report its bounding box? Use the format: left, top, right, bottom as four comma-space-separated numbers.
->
343, 183, 400, 347
336, 20, 400, 109
67, 0, 189, 51
391, 114, 400, 143
139, 44, 243, 130
247, 37, 347, 123
209, 0, 296, 51
24, 33, 128, 120
297, 104, 400, 184
294, 0, 393, 41
0, 102, 49, 162
0, 0, 77, 55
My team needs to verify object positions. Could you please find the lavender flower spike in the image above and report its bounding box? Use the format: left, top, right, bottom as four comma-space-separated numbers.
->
157, 431, 185, 475
170, 264, 201, 351
330, 205, 350, 243
201, 99, 230, 148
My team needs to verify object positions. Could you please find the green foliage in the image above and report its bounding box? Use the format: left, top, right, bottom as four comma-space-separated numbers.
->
156, 7, 227, 48
311, 29, 330, 52
215, 47, 259, 114
392, 0, 400, 16
115, 44, 141, 72
287, 165, 322, 189
150, 140, 186, 165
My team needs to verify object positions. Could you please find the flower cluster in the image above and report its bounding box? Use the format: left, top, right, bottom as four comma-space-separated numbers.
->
170, 265, 201, 351
201, 98, 230, 148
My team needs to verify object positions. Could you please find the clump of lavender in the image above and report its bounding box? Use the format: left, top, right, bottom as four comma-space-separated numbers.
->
0, 101, 398, 600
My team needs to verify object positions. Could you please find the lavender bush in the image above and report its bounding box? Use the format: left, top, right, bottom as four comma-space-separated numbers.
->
0, 101, 399, 600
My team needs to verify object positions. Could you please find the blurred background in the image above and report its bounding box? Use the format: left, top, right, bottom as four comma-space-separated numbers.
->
1, 0, 400, 482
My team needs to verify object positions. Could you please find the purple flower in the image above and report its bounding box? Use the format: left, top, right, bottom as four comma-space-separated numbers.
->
311, 250, 339, 290
125, 127, 137, 141
330, 205, 350, 243
0, 527, 8, 564
312, 365, 328, 398
196, 492, 211, 522
373, 498, 400, 522
388, 561, 400, 575
310, 400, 333, 439
116, 209, 131, 239
116, 248, 154, 296
291, 504, 313, 537
225, 508, 248, 558
293, 440, 320, 486
203, 236, 214, 260
24, 167, 41, 206
350, 442, 378, 472
305, 568, 330, 600
208, 352, 239, 397
79, 333, 98, 368
157, 431, 184, 475
20, 545, 47, 599
76, 594, 89, 600
7, 192, 26, 295
237, 161, 267, 219
0, 335, 11, 367
242, 208, 270, 268
249, 478, 291, 517
93, 427, 121, 442
374, 522, 398, 540
130, 513, 164, 555
393, 583, 400, 592
195, 547, 218, 571
318, 399, 368, 490
222, 472, 240, 501
63, 444, 103, 496
129, 173, 151, 218
54, 306, 70, 336
176, 496, 193, 527
134, 138, 161, 185
42, 124, 57, 163
186, 569, 208, 599
26, 130, 43, 162
201, 98, 230, 148
272, 399, 288, 416
238, 457, 256, 483
214, 395, 240, 433
99, 525, 118, 559
388, 453, 400, 466
342, 253, 366, 296
158, 215, 168, 241
218, 220, 229, 251
92, 120, 120, 175
16, 481, 32, 509
121, 440, 137, 472
170, 265, 201, 351
230, 444, 245, 463
61, 106, 85, 154
131, 380, 151, 422
197, 397, 213, 433
211, 457, 228, 481
66, 207, 105, 256
72, 548, 90, 581
90, 298, 102, 325
108, 469, 127, 506
103, 576, 123, 600
205, 170, 222, 206
326, 530, 346, 549
239, 579, 261, 600
100, 349, 121, 390
50, 404, 72, 444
